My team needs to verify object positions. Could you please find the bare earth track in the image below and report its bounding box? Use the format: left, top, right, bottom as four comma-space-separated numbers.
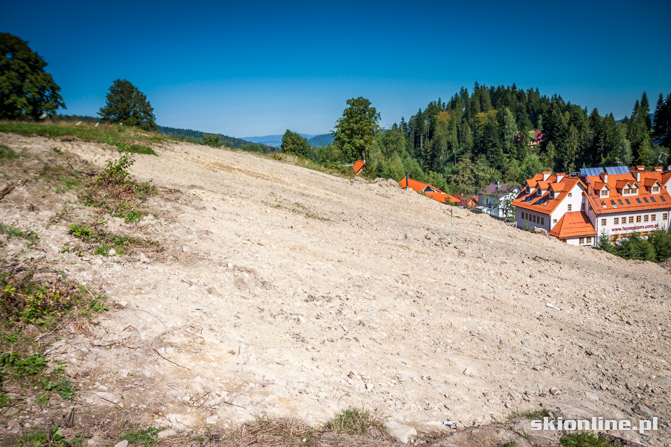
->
1, 133, 670, 446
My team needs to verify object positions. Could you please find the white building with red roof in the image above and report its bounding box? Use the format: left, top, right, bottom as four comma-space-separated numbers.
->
513, 166, 671, 246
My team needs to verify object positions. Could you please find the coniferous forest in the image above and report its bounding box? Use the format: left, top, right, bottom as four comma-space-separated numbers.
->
317, 84, 671, 195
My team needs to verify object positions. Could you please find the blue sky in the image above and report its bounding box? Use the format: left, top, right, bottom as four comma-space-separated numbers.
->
2, 0, 670, 137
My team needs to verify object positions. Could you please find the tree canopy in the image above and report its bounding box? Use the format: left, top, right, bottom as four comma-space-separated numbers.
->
0, 32, 65, 120
98, 79, 157, 131
333, 97, 380, 162
281, 130, 311, 157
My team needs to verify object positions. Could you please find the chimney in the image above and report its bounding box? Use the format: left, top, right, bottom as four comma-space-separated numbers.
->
637, 165, 645, 171
600, 172, 608, 183
556, 173, 565, 182
634, 171, 640, 182
654, 166, 663, 172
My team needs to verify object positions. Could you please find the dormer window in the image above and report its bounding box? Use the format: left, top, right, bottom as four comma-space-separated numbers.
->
652, 186, 660, 194
632, 186, 638, 195
600, 189, 608, 197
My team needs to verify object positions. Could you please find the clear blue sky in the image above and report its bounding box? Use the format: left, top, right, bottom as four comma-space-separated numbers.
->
3, 0, 670, 138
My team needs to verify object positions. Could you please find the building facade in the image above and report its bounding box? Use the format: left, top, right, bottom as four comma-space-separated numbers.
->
512, 166, 671, 246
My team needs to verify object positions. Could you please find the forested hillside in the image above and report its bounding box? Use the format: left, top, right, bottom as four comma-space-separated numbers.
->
323, 85, 671, 195
158, 126, 272, 152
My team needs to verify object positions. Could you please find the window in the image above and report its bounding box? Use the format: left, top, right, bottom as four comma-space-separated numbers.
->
629, 216, 634, 223
553, 219, 557, 224
652, 186, 659, 193
644, 215, 649, 222
614, 217, 619, 224
600, 190, 607, 197
587, 237, 592, 244
664, 213, 668, 220
636, 215, 641, 223
652, 214, 656, 222
579, 237, 585, 244
541, 217, 544, 225
643, 197, 649, 203
625, 199, 631, 204
568, 204, 572, 212
568, 192, 572, 197
618, 199, 623, 205
601, 219, 606, 226
651, 196, 657, 203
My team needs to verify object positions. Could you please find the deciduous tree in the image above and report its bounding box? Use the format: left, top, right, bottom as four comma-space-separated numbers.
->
333, 97, 380, 162
0, 33, 65, 120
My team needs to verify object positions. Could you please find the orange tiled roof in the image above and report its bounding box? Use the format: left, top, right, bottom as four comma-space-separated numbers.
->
584, 171, 671, 215
549, 212, 597, 238
512, 177, 583, 215
399, 177, 439, 193
353, 160, 366, 174
426, 191, 460, 204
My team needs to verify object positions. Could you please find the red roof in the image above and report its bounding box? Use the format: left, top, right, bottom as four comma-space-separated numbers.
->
353, 160, 366, 174
583, 170, 671, 215
512, 175, 584, 215
399, 177, 440, 193
399, 177, 459, 204
549, 212, 597, 238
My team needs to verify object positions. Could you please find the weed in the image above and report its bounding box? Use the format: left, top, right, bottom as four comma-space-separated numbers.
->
560, 432, 615, 447
97, 154, 135, 186
120, 427, 160, 446
17, 426, 81, 447
323, 407, 385, 436
51, 147, 63, 155
1, 224, 39, 248
68, 223, 92, 240
499, 442, 517, 447
510, 408, 551, 420
0, 144, 20, 159
40, 379, 75, 401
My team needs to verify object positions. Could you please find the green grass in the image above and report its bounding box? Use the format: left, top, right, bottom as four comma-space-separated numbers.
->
499, 442, 517, 447
0, 121, 163, 155
0, 144, 20, 159
509, 408, 551, 420
1, 224, 39, 248
68, 222, 152, 256
120, 427, 160, 446
323, 408, 385, 436
560, 432, 616, 447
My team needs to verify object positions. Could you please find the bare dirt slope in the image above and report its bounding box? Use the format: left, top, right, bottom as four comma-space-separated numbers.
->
1, 133, 670, 445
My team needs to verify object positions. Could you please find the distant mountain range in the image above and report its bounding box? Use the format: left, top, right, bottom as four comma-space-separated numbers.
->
244, 133, 334, 148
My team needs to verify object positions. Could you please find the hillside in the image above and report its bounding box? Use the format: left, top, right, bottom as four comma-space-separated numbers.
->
244, 133, 334, 148
1, 130, 670, 446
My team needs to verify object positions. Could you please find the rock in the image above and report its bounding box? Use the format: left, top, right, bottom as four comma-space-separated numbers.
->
206, 415, 218, 425
463, 368, 473, 376
95, 391, 120, 404
109, 248, 117, 256
158, 429, 177, 439
384, 421, 417, 444
139, 252, 151, 263
114, 441, 128, 447
549, 387, 560, 396
632, 402, 654, 418
585, 391, 599, 401
532, 227, 548, 236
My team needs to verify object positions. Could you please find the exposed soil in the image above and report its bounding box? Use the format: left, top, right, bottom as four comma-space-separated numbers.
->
1, 132, 669, 446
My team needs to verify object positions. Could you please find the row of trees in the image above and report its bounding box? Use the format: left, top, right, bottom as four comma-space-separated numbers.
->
319, 86, 671, 195
599, 230, 671, 262
1, 33, 157, 131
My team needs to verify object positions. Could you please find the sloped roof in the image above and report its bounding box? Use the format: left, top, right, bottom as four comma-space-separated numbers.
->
479, 182, 519, 195
549, 212, 597, 238
399, 177, 439, 193
583, 170, 671, 215
353, 160, 366, 174
426, 191, 460, 204
512, 177, 583, 215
